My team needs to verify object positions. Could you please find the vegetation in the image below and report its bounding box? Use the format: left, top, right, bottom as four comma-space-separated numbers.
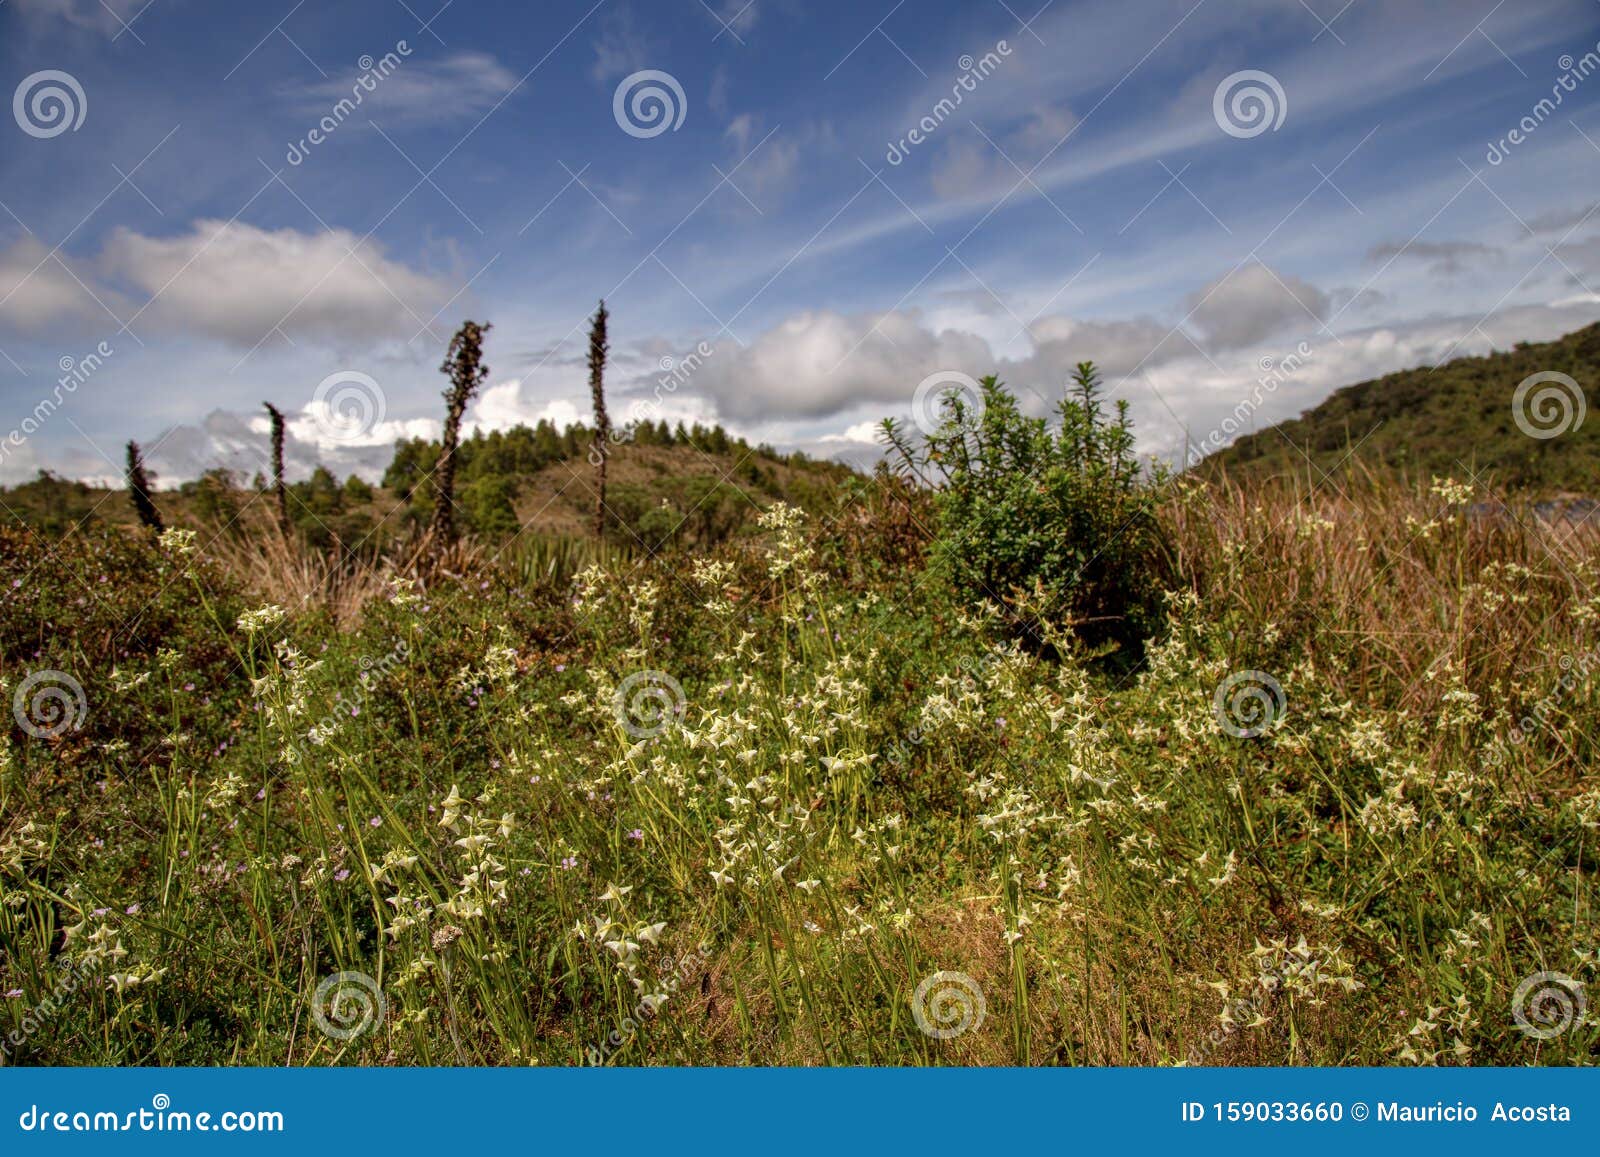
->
124, 441, 162, 535
1207, 321, 1600, 494
884, 363, 1170, 667
430, 321, 493, 550
2, 330, 1596, 1068
588, 300, 611, 538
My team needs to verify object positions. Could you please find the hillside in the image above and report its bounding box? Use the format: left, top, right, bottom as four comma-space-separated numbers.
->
1202, 321, 1600, 493
0, 423, 860, 555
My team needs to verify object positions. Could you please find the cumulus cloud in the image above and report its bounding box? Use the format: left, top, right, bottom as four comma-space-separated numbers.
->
144, 403, 440, 489
690, 309, 993, 421
1185, 262, 1330, 350
1020, 315, 1204, 379
94, 220, 459, 348
467, 380, 585, 434
0, 237, 116, 332
3, 221, 459, 348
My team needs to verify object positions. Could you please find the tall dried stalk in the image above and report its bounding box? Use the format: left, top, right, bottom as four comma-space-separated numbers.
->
125, 440, 163, 534
430, 321, 491, 551
587, 300, 610, 538
263, 402, 290, 535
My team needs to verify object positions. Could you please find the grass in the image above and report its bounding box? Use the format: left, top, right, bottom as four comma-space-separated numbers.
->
0, 469, 1596, 1066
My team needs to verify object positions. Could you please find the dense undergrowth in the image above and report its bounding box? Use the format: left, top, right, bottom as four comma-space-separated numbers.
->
0, 464, 1597, 1066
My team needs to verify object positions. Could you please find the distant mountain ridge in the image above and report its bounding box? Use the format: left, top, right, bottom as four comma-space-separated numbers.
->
1202, 321, 1600, 494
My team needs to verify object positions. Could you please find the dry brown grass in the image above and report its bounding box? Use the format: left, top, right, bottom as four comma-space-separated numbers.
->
1167, 467, 1600, 719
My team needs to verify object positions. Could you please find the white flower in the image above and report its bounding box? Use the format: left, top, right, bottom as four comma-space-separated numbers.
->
236, 605, 287, 635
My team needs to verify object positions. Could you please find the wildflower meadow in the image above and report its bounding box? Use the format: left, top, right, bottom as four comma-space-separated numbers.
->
2, 388, 1595, 1065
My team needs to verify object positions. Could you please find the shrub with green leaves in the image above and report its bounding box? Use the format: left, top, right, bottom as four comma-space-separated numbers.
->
886, 362, 1171, 664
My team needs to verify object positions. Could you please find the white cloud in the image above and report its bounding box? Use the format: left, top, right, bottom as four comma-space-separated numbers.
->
929, 135, 1013, 201
145, 407, 426, 488
1021, 315, 1205, 379
1185, 262, 1330, 350
819, 420, 884, 444
97, 220, 458, 348
0, 237, 114, 332
290, 52, 519, 127
692, 309, 993, 421
590, 9, 650, 82
467, 379, 585, 433
10, 0, 143, 31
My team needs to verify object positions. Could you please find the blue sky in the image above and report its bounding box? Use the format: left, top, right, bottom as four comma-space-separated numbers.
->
3, 0, 1600, 485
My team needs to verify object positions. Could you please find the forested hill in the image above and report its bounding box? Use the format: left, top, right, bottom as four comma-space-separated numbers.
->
1203, 321, 1600, 493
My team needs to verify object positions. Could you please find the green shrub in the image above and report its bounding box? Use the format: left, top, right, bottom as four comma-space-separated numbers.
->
887, 362, 1171, 665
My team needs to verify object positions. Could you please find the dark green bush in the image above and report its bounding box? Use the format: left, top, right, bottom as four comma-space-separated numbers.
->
887, 362, 1171, 665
